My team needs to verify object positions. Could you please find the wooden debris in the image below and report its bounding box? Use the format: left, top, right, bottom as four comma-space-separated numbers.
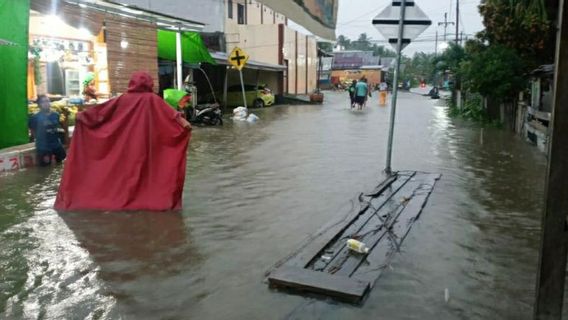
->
267, 171, 441, 303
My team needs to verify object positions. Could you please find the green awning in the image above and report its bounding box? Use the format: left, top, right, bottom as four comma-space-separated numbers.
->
157, 30, 216, 65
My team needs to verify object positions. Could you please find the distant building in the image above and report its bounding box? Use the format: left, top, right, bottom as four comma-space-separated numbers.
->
329, 51, 383, 88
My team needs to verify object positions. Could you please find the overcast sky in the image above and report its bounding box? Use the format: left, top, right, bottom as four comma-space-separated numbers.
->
335, 0, 485, 55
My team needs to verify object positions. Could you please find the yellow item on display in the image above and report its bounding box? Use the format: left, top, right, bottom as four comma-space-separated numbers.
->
27, 61, 36, 101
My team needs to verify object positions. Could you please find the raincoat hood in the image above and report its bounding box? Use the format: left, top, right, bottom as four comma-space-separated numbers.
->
127, 71, 154, 93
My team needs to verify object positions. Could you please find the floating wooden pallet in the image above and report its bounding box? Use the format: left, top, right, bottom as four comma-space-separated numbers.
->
267, 171, 441, 304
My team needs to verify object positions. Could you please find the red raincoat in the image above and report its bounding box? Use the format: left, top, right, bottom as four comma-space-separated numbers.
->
55, 72, 191, 211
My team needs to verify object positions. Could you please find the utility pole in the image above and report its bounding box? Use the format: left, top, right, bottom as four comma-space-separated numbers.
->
455, 0, 459, 43
384, 0, 408, 175
435, 29, 438, 55
534, 0, 568, 319
438, 12, 454, 41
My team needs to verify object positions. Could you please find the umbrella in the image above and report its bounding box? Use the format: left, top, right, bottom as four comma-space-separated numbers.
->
0, 38, 18, 46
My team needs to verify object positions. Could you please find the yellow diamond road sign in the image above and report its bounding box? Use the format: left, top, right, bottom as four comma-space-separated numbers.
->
229, 47, 249, 71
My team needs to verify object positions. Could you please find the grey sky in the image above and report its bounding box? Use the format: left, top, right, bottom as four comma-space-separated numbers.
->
336, 0, 485, 55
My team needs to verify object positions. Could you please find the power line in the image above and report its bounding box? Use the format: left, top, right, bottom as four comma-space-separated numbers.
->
336, 1, 390, 26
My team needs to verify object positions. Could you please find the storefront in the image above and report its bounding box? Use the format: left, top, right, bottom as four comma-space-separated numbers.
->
24, 0, 204, 134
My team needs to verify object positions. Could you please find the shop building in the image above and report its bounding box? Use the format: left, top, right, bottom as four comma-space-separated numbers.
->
111, 0, 318, 97
28, 0, 204, 100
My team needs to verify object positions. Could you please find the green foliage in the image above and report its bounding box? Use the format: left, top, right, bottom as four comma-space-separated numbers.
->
434, 43, 466, 75
479, 0, 554, 66
460, 44, 526, 101
402, 52, 437, 84
317, 42, 333, 53
447, 93, 498, 125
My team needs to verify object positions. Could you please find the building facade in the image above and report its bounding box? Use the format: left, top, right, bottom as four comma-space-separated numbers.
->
111, 0, 318, 96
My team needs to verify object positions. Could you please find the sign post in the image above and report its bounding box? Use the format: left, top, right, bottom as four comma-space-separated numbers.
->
373, 0, 431, 174
228, 47, 250, 109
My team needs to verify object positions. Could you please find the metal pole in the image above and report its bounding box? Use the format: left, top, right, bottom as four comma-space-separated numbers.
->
176, 29, 183, 90
435, 30, 438, 56
384, 0, 407, 175
223, 66, 229, 111
534, 0, 568, 318
443, 13, 447, 41
455, 0, 459, 43
239, 69, 248, 109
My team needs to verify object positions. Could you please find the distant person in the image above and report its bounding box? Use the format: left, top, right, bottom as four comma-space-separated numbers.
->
379, 82, 388, 106
28, 95, 67, 166
354, 77, 369, 110
348, 80, 357, 109
55, 71, 192, 211
82, 72, 98, 102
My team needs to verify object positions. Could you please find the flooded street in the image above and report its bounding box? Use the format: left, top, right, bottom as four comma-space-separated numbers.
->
0, 91, 549, 319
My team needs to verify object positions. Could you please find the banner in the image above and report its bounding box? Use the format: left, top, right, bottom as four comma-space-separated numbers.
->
259, 0, 338, 40
0, 0, 30, 149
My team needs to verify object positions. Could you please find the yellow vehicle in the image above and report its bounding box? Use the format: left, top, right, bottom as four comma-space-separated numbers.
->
222, 84, 275, 108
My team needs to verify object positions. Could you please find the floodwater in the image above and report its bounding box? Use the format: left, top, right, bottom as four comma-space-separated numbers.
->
0, 92, 550, 319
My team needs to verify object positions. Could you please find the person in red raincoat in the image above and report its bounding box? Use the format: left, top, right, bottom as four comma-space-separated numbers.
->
54, 71, 192, 211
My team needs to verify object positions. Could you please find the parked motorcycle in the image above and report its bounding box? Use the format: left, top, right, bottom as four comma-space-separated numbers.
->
187, 102, 223, 126
163, 75, 223, 126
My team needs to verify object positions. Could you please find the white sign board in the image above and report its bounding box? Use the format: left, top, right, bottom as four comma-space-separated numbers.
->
372, 1, 432, 50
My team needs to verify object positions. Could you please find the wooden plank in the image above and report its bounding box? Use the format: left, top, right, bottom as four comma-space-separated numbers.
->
353, 173, 441, 284
304, 173, 414, 271
324, 176, 423, 275
283, 174, 402, 269
267, 172, 441, 304
268, 266, 370, 303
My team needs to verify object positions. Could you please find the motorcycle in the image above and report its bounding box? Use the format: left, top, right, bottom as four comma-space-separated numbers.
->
187, 102, 223, 126
163, 73, 223, 126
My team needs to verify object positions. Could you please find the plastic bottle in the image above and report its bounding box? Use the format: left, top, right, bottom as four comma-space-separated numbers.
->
346, 239, 370, 254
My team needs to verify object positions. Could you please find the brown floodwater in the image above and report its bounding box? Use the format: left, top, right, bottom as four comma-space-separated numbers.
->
0, 91, 550, 319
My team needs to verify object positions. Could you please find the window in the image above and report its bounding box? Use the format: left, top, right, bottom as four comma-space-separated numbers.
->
228, 0, 233, 19
237, 3, 245, 24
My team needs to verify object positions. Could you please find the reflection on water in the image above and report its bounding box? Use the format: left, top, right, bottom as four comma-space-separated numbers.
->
0, 92, 550, 319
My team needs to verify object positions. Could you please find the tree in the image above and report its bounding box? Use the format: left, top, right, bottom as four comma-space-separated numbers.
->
352, 33, 371, 51
335, 34, 397, 57
372, 44, 397, 58
479, 0, 554, 66
336, 35, 351, 50
317, 42, 333, 53
460, 43, 526, 101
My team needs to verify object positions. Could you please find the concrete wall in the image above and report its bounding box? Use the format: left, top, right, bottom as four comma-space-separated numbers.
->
0, 144, 37, 172
281, 28, 317, 95
226, 0, 286, 26
115, 0, 224, 33
226, 24, 280, 65
307, 37, 317, 94
283, 28, 297, 94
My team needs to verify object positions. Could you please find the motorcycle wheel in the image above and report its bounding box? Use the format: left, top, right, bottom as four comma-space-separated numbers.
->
254, 99, 265, 108
210, 116, 223, 126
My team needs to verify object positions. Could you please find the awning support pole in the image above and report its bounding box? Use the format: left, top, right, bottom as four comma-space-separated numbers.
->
223, 66, 229, 111
176, 28, 183, 90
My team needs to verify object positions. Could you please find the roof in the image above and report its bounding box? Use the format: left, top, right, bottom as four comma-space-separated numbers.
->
209, 52, 286, 72
63, 0, 205, 32
530, 64, 554, 77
